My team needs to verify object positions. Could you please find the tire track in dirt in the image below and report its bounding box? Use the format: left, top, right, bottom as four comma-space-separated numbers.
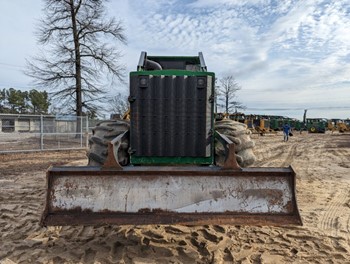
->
3, 134, 350, 263
259, 142, 297, 167
288, 136, 317, 182
347, 208, 350, 233
315, 137, 350, 236
281, 143, 298, 167
329, 149, 350, 168
254, 142, 286, 167
254, 134, 314, 168
300, 138, 327, 181
318, 189, 348, 236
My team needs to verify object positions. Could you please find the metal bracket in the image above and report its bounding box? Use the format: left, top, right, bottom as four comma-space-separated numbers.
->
215, 131, 241, 170
102, 130, 129, 170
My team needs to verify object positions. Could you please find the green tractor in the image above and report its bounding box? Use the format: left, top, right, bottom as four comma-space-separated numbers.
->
306, 118, 327, 133
269, 116, 286, 131
41, 52, 301, 226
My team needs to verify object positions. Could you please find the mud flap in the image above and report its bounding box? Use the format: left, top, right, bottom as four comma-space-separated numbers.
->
41, 166, 302, 226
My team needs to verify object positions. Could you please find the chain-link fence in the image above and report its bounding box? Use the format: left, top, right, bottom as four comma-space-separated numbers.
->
0, 114, 100, 153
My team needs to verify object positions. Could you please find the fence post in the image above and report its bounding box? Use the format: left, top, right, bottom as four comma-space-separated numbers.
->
80, 116, 83, 147
40, 114, 44, 150
86, 115, 89, 149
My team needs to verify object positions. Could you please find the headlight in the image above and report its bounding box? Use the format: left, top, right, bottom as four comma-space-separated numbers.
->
139, 76, 148, 87
197, 77, 206, 88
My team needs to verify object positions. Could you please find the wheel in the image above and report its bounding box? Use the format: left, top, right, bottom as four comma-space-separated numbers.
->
215, 119, 256, 167
310, 126, 316, 133
87, 120, 130, 166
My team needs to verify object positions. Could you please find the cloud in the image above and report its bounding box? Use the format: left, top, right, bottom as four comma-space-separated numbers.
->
188, 0, 270, 8
2, 0, 349, 118
0, 0, 42, 88
119, 0, 350, 118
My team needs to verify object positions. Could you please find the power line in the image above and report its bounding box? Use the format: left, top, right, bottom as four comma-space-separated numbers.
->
246, 106, 350, 111
0, 62, 26, 69
0, 62, 25, 68
0, 84, 35, 89
247, 107, 305, 111
308, 106, 350, 110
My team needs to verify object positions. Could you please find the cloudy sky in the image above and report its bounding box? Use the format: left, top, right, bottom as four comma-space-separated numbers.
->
0, 0, 350, 119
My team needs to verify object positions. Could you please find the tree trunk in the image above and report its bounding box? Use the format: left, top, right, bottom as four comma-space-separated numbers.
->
25, 0, 126, 119
70, 0, 82, 136
70, 0, 82, 117
225, 92, 229, 114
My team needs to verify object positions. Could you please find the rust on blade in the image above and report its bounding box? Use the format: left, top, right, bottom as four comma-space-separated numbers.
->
43, 213, 302, 226
41, 165, 302, 227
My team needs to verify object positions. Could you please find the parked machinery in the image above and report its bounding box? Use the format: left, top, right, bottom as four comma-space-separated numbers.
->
328, 119, 350, 133
306, 118, 327, 133
41, 52, 301, 226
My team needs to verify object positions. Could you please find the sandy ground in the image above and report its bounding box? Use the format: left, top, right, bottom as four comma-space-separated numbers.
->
0, 132, 350, 263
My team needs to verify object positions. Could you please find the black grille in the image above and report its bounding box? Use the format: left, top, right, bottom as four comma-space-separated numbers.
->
130, 75, 212, 157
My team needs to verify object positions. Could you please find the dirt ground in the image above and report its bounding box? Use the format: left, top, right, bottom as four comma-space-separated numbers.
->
0, 132, 350, 263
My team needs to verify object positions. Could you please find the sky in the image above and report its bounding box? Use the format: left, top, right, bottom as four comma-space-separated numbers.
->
0, 0, 350, 120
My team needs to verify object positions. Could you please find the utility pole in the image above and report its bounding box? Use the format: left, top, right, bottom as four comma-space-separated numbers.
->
303, 109, 308, 131
303, 109, 307, 124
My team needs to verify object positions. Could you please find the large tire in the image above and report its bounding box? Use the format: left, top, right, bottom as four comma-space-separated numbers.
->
87, 120, 130, 166
215, 119, 256, 167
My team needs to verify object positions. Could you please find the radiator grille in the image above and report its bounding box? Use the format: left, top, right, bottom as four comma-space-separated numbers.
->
130, 75, 212, 158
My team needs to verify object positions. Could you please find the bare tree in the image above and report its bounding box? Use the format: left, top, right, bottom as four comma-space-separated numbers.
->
216, 75, 245, 114
25, 0, 126, 118
107, 92, 129, 117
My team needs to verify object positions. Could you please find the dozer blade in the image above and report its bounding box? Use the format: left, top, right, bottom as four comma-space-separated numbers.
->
41, 166, 302, 226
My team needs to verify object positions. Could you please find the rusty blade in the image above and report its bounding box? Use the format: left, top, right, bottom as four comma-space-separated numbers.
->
41, 166, 302, 226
